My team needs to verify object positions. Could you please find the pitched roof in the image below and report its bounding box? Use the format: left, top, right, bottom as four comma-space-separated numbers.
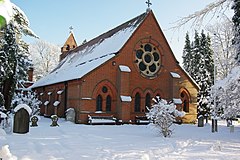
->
31, 12, 148, 88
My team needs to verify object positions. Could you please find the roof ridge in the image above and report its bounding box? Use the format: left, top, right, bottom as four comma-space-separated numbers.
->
67, 12, 148, 56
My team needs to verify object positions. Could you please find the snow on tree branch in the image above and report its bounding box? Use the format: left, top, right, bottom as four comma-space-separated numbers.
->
171, 0, 232, 30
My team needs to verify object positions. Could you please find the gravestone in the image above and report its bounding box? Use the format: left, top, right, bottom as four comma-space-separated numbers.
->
198, 115, 204, 127
13, 108, 30, 134
30, 116, 38, 127
65, 108, 75, 122
50, 115, 59, 127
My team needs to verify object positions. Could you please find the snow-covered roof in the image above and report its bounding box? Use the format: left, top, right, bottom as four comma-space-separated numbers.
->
119, 65, 131, 73
31, 12, 147, 88
14, 104, 32, 115
120, 96, 132, 102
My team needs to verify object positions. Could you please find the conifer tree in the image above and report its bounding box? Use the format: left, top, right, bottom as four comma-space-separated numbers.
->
182, 30, 214, 116
197, 31, 214, 116
192, 30, 201, 83
0, 23, 18, 110
182, 32, 192, 73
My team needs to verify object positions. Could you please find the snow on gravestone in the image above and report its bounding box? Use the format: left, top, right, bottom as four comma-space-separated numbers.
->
66, 108, 75, 122
13, 104, 32, 134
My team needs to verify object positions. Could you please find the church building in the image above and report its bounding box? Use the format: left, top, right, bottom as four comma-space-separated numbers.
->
31, 10, 199, 124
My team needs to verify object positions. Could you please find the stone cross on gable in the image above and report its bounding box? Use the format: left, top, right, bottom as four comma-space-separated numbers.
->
69, 26, 73, 33
146, 0, 152, 8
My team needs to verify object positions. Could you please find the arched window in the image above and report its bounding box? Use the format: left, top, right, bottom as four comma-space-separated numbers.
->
106, 95, 111, 112
96, 95, 102, 111
181, 91, 189, 112
134, 93, 141, 112
145, 93, 151, 112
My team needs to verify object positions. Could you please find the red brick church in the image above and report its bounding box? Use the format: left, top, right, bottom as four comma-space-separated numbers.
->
31, 10, 199, 124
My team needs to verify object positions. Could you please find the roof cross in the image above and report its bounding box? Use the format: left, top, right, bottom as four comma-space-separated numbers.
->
146, 0, 152, 8
69, 26, 73, 33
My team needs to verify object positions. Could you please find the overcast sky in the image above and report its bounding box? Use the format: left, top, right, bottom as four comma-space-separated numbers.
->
11, 0, 231, 64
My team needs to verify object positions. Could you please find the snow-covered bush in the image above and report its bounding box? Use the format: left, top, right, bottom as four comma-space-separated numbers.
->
146, 97, 185, 137
12, 90, 41, 116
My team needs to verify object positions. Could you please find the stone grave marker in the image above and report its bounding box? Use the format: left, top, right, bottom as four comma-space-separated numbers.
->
66, 108, 75, 122
13, 104, 32, 134
30, 115, 38, 127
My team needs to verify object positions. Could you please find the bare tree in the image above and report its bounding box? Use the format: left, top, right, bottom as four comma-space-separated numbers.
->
29, 40, 60, 80
206, 16, 236, 79
172, 0, 232, 30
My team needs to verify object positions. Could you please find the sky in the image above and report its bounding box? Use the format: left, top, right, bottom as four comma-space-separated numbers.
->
11, 0, 228, 64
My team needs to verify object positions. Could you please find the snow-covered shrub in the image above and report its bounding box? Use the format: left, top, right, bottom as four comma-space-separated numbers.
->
12, 90, 41, 116
146, 97, 185, 137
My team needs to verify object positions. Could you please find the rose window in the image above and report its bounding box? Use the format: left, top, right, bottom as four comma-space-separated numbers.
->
135, 43, 161, 77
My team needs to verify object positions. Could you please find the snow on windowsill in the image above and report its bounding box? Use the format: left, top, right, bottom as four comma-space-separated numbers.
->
119, 65, 131, 73
120, 96, 132, 102
47, 92, 52, 95
81, 97, 92, 100
170, 72, 181, 78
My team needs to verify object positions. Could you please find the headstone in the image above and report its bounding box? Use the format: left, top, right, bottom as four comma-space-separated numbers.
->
13, 108, 30, 134
50, 115, 59, 127
212, 119, 218, 132
65, 108, 75, 122
198, 115, 204, 127
230, 125, 234, 133
30, 116, 38, 127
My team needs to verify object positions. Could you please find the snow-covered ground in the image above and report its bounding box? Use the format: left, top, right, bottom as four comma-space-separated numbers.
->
0, 118, 240, 160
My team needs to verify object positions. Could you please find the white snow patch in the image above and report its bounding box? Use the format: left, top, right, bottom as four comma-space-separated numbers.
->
44, 101, 49, 106
0, 145, 17, 160
53, 101, 60, 107
47, 92, 52, 95
119, 65, 131, 72
0, 111, 7, 118
81, 97, 92, 100
120, 95, 132, 102
57, 90, 64, 95
14, 104, 32, 115
173, 98, 182, 104
0, 0, 13, 24
170, 72, 181, 78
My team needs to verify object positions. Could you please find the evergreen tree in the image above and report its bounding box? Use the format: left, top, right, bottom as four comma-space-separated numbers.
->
0, 23, 18, 110
232, 0, 240, 64
192, 30, 201, 83
197, 31, 214, 116
0, 2, 35, 110
182, 32, 192, 73
182, 30, 214, 116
